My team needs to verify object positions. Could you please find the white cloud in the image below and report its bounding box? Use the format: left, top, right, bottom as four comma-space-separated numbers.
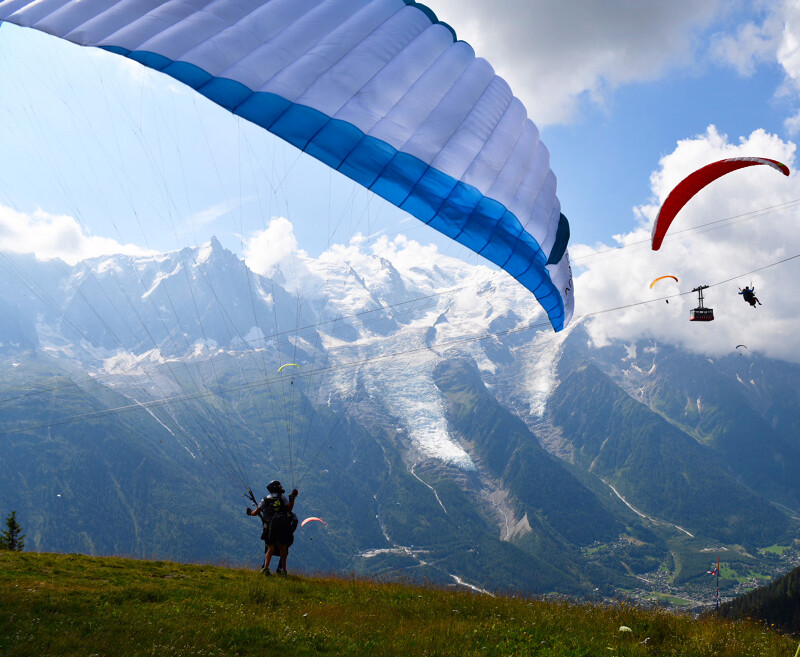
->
710, 14, 782, 76
709, 1, 800, 129
0, 205, 153, 265
424, 0, 720, 124
176, 200, 242, 239
574, 126, 800, 362
785, 109, 800, 135
244, 216, 305, 276
777, 0, 800, 85
243, 217, 500, 313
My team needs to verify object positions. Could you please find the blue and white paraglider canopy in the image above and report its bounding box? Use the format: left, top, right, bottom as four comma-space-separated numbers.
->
0, 0, 573, 330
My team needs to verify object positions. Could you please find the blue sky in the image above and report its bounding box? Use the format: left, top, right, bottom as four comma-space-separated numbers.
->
2, 1, 800, 359
545, 62, 790, 245
0, 1, 795, 251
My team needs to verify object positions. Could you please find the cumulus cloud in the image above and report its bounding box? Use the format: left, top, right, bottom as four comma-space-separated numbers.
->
777, 0, 800, 85
424, 0, 719, 124
422, 1, 800, 131
708, 1, 800, 131
574, 126, 800, 362
710, 13, 782, 76
243, 217, 511, 322
243, 216, 305, 276
785, 109, 800, 135
0, 205, 153, 265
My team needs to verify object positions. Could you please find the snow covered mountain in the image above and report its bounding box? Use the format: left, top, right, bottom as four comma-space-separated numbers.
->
2, 238, 799, 602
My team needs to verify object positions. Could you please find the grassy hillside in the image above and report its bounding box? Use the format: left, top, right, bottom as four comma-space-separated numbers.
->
0, 552, 796, 656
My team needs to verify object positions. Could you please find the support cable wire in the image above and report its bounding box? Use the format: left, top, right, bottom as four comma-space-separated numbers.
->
191, 109, 292, 482
0, 291, 438, 407
3, 248, 799, 440
102, 72, 274, 493
75, 262, 252, 491
105, 264, 252, 490
0, 254, 247, 491
191, 252, 292, 480
229, 115, 300, 483
82, 55, 255, 490
571, 198, 800, 263
6, 33, 800, 490
1, 64, 255, 494
5, 247, 800, 439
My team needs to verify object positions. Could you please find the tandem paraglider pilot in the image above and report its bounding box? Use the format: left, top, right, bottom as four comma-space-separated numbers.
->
247, 481, 298, 575
739, 286, 762, 308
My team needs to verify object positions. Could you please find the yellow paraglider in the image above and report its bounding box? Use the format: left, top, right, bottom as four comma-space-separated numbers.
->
650, 275, 679, 289
277, 363, 301, 374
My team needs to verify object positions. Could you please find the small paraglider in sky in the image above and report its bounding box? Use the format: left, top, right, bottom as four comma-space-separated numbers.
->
649, 275, 678, 289
301, 517, 326, 528
651, 158, 790, 250
736, 344, 748, 355
650, 275, 678, 303
278, 363, 301, 386
301, 517, 326, 541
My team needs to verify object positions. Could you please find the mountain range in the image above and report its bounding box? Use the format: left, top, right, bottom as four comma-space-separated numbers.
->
1, 238, 799, 604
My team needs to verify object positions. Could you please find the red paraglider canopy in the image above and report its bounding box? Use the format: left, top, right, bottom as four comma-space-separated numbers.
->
651, 157, 790, 250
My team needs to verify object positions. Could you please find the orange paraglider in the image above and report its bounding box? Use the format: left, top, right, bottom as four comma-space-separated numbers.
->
649, 275, 678, 289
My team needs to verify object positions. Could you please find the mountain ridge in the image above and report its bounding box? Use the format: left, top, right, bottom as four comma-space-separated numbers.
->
1, 239, 799, 602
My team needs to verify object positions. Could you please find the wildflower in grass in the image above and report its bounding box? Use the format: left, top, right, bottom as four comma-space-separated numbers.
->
619, 626, 632, 633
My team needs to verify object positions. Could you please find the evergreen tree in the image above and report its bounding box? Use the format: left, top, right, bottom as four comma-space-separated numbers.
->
0, 510, 25, 551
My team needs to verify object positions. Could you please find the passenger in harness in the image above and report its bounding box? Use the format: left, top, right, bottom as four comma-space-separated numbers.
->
247, 480, 298, 575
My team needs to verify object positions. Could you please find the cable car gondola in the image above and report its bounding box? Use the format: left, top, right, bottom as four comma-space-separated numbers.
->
690, 285, 714, 321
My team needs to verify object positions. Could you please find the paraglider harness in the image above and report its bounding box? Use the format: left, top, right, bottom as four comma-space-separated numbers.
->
248, 487, 298, 546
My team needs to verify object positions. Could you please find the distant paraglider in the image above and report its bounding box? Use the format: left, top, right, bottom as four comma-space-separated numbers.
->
301, 517, 326, 528
650, 275, 678, 302
651, 158, 790, 250
650, 275, 679, 289
277, 363, 301, 388
736, 344, 748, 355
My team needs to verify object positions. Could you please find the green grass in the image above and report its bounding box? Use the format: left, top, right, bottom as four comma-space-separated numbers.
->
0, 551, 796, 656
719, 563, 773, 585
